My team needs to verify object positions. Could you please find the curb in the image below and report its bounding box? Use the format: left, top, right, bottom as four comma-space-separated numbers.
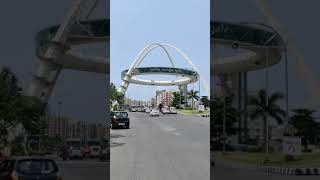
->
216, 160, 320, 176
177, 113, 209, 117
201, 114, 210, 117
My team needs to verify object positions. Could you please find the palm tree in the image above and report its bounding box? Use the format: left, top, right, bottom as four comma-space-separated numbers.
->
290, 109, 319, 150
188, 90, 199, 110
200, 96, 210, 108
248, 89, 286, 152
211, 95, 239, 140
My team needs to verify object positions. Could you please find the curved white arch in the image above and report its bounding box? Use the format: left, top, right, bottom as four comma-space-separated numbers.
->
119, 43, 209, 95
126, 43, 174, 76
135, 43, 175, 68
160, 44, 210, 95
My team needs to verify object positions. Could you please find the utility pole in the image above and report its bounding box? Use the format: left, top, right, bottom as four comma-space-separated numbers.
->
58, 101, 63, 143
223, 94, 227, 153
199, 76, 201, 100
265, 48, 269, 157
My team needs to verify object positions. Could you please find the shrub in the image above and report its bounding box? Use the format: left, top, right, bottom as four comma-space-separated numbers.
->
262, 158, 270, 164
247, 147, 263, 152
226, 144, 235, 151
302, 149, 312, 153
284, 154, 295, 162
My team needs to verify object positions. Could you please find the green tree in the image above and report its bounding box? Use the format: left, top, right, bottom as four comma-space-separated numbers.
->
200, 96, 209, 108
171, 91, 185, 108
248, 90, 286, 151
19, 96, 46, 134
211, 95, 239, 141
188, 90, 199, 110
0, 67, 46, 152
290, 109, 319, 150
110, 83, 118, 106
110, 82, 125, 110
0, 67, 22, 141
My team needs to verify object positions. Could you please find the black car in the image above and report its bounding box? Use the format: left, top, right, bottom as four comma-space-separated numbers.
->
0, 156, 62, 180
111, 111, 130, 129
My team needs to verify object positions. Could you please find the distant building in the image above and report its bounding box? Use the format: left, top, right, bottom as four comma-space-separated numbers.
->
162, 91, 174, 106
187, 98, 199, 108
68, 121, 87, 144
155, 90, 174, 107
68, 121, 107, 144
150, 98, 156, 107
155, 90, 165, 107
87, 123, 108, 140
124, 97, 133, 106
45, 115, 69, 141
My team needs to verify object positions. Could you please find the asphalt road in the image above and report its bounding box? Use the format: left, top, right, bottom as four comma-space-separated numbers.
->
212, 166, 320, 180
110, 112, 210, 180
57, 159, 109, 180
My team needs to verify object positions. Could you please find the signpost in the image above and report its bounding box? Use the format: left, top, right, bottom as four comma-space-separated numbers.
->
283, 136, 301, 156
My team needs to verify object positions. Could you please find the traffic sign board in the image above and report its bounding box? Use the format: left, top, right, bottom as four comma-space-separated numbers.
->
283, 136, 301, 156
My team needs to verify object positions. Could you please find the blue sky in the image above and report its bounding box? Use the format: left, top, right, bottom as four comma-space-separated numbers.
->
111, 0, 210, 101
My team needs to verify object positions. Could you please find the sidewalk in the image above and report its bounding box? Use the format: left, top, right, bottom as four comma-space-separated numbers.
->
214, 152, 320, 176
176, 109, 210, 117
216, 160, 320, 176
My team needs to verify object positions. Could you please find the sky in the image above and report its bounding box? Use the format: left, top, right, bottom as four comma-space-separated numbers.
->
211, 0, 320, 114
110, 0, 210, 101
1, 0, 320, 122
0, 0, 109, 122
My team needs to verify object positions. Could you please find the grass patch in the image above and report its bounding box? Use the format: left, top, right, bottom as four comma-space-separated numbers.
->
215, 151, 320, 167
177, 109, 210, 115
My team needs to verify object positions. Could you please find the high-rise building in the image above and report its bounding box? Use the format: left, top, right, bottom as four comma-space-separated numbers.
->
68, 121, 87, 143
97, 124, 108, 140
162, 91, 174, 106
155, 90, 174, 107
68, 121, 107, 143
155, 90, 165, 107
45, 115, 69, 141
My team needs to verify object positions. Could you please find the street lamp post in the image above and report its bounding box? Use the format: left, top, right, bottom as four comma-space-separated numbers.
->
58, 101, 62, 142
265, 47, 269, 157
223, 93, 227, 153
216, 80, 228, 153
199, 76, 201, 101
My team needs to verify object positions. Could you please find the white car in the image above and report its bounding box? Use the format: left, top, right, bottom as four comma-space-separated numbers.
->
145, 108, 151, 113
162, 109, 170, 114
69, 147, 83, 159
169, 107, 177, 114
150, 109, 160, 116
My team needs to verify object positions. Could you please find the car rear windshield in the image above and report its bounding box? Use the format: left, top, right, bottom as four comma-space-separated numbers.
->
16, 159, 58, 175
114, 112, 128, 117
